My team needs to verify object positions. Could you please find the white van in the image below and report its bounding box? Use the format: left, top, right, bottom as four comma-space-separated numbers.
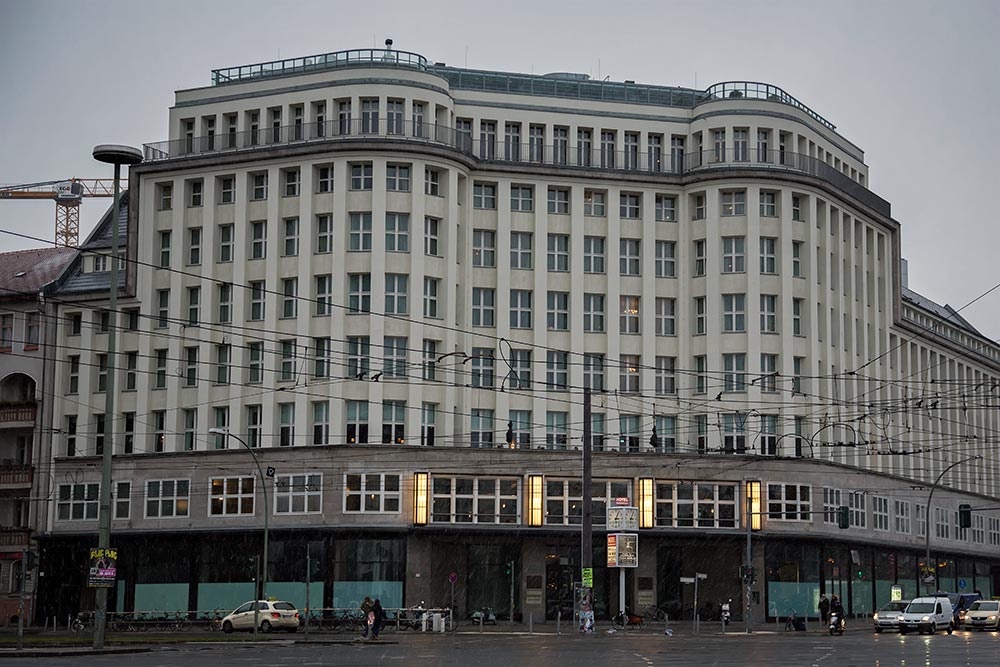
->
898, 596, 954, 635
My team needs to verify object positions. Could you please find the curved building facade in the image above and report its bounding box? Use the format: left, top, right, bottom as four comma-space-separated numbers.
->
37, 48, 1000, 624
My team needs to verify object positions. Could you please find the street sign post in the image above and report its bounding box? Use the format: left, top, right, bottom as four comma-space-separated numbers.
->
680, 573, 708, 634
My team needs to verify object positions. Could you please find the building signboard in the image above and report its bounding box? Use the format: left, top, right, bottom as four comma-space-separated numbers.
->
87, 547, 117, 588
606, 533, 638, 568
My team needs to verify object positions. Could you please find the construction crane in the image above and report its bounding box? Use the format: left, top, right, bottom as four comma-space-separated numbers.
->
0, 178, 126, 247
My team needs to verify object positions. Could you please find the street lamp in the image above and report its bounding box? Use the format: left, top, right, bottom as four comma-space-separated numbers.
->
91, 144, 141, 651
209, 428, 270, 638
923, 455, 982, 593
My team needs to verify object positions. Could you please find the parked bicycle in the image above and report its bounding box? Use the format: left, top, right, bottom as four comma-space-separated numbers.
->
611, 608, 648, 631
641, 605, 667, 623
70, 611, 93, 633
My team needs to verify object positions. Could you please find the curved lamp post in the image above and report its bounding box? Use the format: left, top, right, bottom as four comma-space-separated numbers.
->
923, 455, 982, 592
91, 144, 142, 651
209, 428, 269, 638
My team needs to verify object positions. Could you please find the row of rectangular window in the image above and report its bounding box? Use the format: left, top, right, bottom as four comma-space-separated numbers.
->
65, 335, 443, 398
155, 164, 446, 210
158, 213, 441, 266
472, 288, 805, 337
475, 184, 800, 220
477, 232, 805, 278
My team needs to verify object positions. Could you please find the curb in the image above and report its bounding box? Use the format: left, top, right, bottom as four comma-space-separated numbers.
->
0, 647, 152, 658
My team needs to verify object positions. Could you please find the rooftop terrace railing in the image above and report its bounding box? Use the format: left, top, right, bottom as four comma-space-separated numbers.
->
211, 48, 428, 86
207, 50, 835, 131
702, 82, 835, 130
142, 121, 888, 216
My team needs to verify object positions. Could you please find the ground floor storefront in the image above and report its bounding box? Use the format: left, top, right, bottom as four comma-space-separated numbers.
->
34, 531, 1000, 625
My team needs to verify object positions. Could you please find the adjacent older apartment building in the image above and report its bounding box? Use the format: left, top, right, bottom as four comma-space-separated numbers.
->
31, 46, 1000, 623
0, 247, 75, 624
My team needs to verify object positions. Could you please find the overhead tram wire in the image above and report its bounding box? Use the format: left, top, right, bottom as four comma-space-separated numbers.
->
7, 228, 1000, 467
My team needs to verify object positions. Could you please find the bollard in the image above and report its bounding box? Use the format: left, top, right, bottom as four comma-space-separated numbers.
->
479, 614, 483, 633
529, 612, 533, 634
804, 615, 808, 632
557, 610, 561, 635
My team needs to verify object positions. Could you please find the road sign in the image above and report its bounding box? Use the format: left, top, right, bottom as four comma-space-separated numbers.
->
607, 506, 639, 531
582, 567, 593, 588
891, 585, 903, 601
959, 579, 967, 590
448, 572, 458, 584
680, 576, 694, 584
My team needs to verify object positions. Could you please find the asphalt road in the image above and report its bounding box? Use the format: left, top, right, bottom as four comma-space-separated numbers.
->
3, 628, 1000, 666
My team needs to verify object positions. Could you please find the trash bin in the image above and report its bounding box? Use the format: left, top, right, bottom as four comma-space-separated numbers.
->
421, 612, 429, 632
432, 613, 444, 632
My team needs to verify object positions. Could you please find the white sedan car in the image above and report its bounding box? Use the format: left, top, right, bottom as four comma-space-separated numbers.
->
222, 600, 300, 633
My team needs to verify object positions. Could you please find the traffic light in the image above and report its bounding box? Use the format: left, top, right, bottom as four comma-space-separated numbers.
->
837, 506, 850, 529
740, 565, 756, 583
505, 560, 513, 577
959, 504, 972, 529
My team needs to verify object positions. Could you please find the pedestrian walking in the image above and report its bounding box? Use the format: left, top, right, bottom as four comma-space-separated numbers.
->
818, 594, 830, 624
360, 596, 374, 638
370, 599, 385, 640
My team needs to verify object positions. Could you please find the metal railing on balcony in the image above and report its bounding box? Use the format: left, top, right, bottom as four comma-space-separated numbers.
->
0, 404, 35, 423
143, 118, 465, 162
143, 126, 888, 216
0, 528, 29, 547
702, 82, 836, 130
0, 466, 31, 486
211, 48, 429, 85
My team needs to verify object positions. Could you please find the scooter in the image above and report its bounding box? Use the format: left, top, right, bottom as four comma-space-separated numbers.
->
470, 607, 497, 625
828, 611, 845, 636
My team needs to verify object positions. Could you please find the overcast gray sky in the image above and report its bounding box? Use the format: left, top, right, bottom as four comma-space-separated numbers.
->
1, 0, 998, 337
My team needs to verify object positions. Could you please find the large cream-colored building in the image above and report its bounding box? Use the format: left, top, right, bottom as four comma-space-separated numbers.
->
34, 47, 1000, 624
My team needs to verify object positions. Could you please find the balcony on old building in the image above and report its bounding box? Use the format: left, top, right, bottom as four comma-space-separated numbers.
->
0, 374, 36, 429
0, 466, 31, 490
0, 528, 29, 550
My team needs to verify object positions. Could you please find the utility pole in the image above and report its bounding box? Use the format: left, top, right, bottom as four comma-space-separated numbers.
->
582, 387, 592, 582
16, 546, 25, 651
91, 144, 141, 650
508, 560, 515, 625
924, 455, 982, 592
745, 492, 752, 634
305, 545, 311, 640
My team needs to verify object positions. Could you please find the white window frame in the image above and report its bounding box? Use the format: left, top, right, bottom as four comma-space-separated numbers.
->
145, 479, 191, 519
343, 473, 401, 513
208, 476, 255, 516
274, 474, 323, 514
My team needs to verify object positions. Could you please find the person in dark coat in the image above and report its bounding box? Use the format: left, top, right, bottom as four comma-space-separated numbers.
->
370, 599, 385, 640
360, 596, 374, 638
818, 594, 830, 624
